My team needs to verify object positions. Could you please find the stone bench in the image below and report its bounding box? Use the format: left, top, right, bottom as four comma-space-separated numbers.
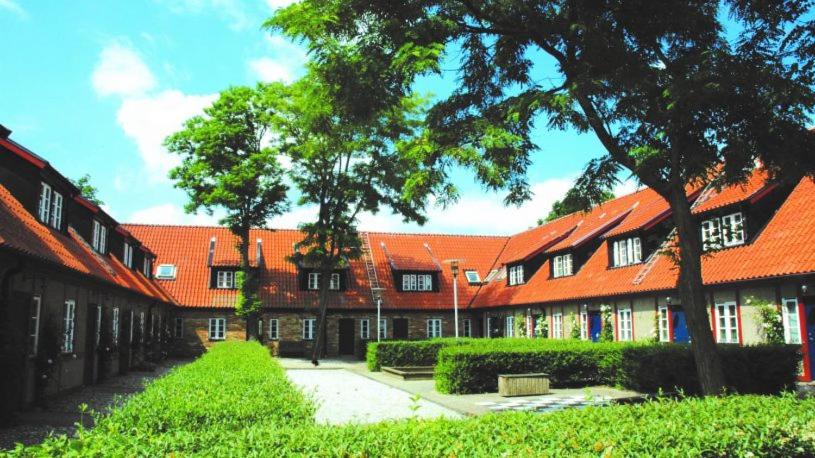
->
498, 373, 551, 397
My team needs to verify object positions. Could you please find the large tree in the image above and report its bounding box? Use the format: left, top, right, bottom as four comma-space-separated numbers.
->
166, 84, 289, 341
270, 1, 815, 392
272, 72, 431, 364
70, 174, 104, 206
539, 187, 614, 225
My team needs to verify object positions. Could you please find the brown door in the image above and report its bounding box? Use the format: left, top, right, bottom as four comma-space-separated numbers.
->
393, 318, 408, 340
338, 319, 355, 355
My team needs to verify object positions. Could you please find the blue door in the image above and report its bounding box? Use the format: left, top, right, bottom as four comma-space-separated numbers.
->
806, 301, 815, 379
672, 309, 690, 343
589, 312, 602, 342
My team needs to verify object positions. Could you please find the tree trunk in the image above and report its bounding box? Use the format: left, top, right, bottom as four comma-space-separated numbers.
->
238, 230, 260, 342
667, 183, 726, 395
311, 265, 332, 364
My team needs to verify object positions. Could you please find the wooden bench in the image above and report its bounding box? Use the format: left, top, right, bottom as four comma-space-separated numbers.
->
498, 373, 550, 397
277, 340, 307, 358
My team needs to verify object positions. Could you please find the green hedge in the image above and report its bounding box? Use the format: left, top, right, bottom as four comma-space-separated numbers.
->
366, 338, 473, 371
435, 339, 802, 395
9, 342, 815, 456
618, 343, 802, 395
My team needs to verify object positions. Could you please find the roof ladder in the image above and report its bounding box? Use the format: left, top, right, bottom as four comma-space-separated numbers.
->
360, 232, 382, 304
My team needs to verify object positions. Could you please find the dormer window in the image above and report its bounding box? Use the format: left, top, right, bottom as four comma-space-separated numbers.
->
216, 270, 236, 289
91, 220, 107, 253
464, 270, 481, 284
156, 264, 177, 280
38, 182, 63, 230
123, 242, 134, 268
553, 254, 573, 278
402, 273, 433, 291
701, 211, 745, 251
508, 265, 524, 286
143, 257, 152, 278
611, 237, 642, 267
307, 272, 341, 291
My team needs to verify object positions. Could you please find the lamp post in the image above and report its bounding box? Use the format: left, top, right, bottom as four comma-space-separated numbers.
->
371, 287, 385, 342
444, 259, 462, 338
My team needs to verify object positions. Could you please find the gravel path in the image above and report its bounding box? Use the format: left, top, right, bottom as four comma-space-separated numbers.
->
287, 369, 461, 425
0, 359, 187, 451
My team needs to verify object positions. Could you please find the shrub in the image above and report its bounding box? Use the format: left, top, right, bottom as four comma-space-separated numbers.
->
366, 338, 473, 371
619, 343, 802, 395
434, 339, 637, 393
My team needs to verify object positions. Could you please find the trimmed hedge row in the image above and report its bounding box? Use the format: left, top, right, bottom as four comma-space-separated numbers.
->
10, 342, 815, 456
366, 338, 473, 371
435, 338, 802, 394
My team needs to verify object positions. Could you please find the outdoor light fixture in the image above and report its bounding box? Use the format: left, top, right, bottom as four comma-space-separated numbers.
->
666, 296, 671, 305
803, 284, 808, 294
444, 259, 463, 338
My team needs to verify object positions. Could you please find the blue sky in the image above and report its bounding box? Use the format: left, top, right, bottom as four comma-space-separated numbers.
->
0, 0, 623, 235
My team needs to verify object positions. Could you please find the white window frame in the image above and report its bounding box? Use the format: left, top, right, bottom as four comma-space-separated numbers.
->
29, 296, 42, 356
155, 264, 176, 280
360, 318, 370, 339
720, 212, 745, 247
268, 318, 279, 340
417, 274, 432, 291
505, 316, 515, 337
463, 319, 472, 337
580, 310, 588, 340
427, 318, 442, 338
701, 218, 722, 251
552, 312, 563, 339
92, 220, 107, 253
782, 297, 802, 344
112, 307, 120, 345
618, 307, 633, 341
143, 257, 152, 278
658, 305, 670, 342
613, 237, 642, 267
303, 318, 316, 340
464, 270, 480, 284
208, 318, 226, 341
95, 306, 102, 347
330, 273, 340, 291
715, 301, 739, 344
378, 318, 387, 340
62, 300, 76, 353
308, 272, 320, 290
174, 317, 184, 338
38, 182, 52, 223
51, 191, 63, 229
216, 270, 235, 289
553, 254, 573, 278
508, 265, 524, 285
123, 243, 133, 268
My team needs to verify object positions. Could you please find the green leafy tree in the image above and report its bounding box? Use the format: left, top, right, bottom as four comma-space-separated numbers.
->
539, 188, 615, 225
71, 174, 104, 206
274, 73, 431, 364
166, 84, 289, 341
270, 0, 815, 394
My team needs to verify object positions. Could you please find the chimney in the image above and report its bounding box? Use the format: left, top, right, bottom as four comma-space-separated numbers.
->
207, 237, 216, 267
0, 124, 11, 139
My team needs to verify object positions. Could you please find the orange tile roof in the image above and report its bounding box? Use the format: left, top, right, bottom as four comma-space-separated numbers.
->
0, 184, 174, 304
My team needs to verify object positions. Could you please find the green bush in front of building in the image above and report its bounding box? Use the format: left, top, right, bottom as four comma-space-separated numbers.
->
365, 338, 473, 371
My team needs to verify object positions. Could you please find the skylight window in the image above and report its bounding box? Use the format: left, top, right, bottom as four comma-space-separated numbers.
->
155, 264, 177, 280
464, 270, 481, 284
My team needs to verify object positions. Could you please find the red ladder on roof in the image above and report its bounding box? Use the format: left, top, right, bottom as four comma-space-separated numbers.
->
361, 232, 383, 304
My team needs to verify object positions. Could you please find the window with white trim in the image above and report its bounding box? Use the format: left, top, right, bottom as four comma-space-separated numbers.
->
782, 297, 802, 344
28, 296, 42, 356
123, 243, 134, 268
464, 270, 480, 284
308, 272, 320, 290
715, 301, 739, 343
360, 318, 370, 339
329, 273, 340, 290
580, 310, 588, 340
702, 212, 745, 251
155, 264, 176, 280
552, 313, 563, 339
95, 306, 102, 346
701, 218, 722, 251
378, 318, 387, 339
208, 318, 226, 340
174, 317, 184, 338
508, 264, 524, 285
505, 316, 514, 337
427, 319, 442, 338
62, 300, 76, 353
216, 270, 235, 289
92, 220, 107, 253
112, 307, 120, 345
268, 318, 279, 340
303, 318, 316, 340
50, 191, 63, 230
143, 257, 152, 278
618, 307, 633, 341
463, 319, 472, 337
612, 237, 642, 267
402, 274, 432, 291
38, 182, 52, 223
553, 254, 573, 278
658, 306, 670, 342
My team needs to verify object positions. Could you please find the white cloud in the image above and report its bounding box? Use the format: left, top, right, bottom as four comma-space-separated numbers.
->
154, 0, 251, 30
265, 0, 296, 10
613, 177, 643, 197
92, 43, 156, 97
128, 203, 222, 225
0, 0, 26, 18
248, 58, 296, 83
116, 90, 217, 182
